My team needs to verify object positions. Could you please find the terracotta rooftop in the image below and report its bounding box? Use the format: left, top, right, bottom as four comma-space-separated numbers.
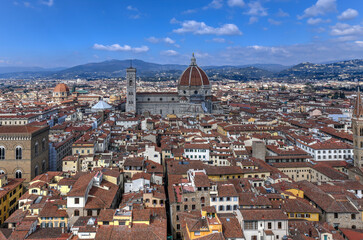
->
0, 125, 48, 134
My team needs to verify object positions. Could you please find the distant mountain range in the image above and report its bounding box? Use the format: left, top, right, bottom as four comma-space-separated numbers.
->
0, 59, 361, 81
0, 66, 66, 74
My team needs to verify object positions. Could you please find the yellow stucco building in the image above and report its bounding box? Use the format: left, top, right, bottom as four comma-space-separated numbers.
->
0, 174, 24, 225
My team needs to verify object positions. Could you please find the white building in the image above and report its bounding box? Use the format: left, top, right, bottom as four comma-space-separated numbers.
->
210, 183, 239, 213
236, 209, 289, 240
183, 143, 210, 162
115, 117, 139, 129
296, 138, 353, 161
124, 172, 151, 193
138, 145, 161, 164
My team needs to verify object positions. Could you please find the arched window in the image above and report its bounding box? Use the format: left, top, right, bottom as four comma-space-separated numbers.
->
35, 142, 39, 156
42, 138, 46, 151
74, 210, 80, 216
15, 170, 22, 179
0, 170, 5, 175
15, 146, 22, 160
35, 165, 39, 176
194, 90, 198, 94
0, 146, 5, 160
42, 160, 46, 173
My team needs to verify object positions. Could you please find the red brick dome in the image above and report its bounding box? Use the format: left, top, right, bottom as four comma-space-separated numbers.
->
179, 54, 210, 87
54, 83, 69, 93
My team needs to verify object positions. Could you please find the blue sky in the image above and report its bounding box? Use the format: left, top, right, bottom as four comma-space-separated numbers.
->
0, 0, 362, 67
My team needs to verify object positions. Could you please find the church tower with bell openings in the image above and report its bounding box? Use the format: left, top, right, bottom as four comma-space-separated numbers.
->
126, 65, 137, 113
352, 86, 363, 167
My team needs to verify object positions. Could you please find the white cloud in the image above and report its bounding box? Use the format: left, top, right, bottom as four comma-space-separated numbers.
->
19, 1, 34, 8
355, 41, 363, 47
330, 23, 363, 36
147, 37, 175, 44
299, 0, 336, 18
146, 37, 159, 44
247, 45, 289, 54
245, 1, 267, 16
314, 27, 326, 33
172, 20, 242, 35
126, 5, 138, 11
164, 37, 175, 44
161, 50, 179, 56
194, 52, 210, 58
126, 5, 141, 19
203, 0, 223, 9
307, 18, 330, 25
227, 0, 245, 8
219, 40, 363, 65
0, 59, 10, 64
268, 18, 282, 26
170, 18, 180, 24
338, 8, 358, 21
93, 44, 149, 53
41, 0, 54, 7
182, 9, 197, 14
276, 9, 289, 17
211, 38, 226, 43
249, 17, 259, 24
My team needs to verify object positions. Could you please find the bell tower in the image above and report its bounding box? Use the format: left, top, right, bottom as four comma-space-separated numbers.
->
126, 65, 137, 113
353, 85, 363, 167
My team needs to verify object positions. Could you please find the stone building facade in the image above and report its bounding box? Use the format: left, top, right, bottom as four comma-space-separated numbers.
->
0, 125, 49, 183
126, 54, 223, 116
353, 88, 363, 168
324, 212, 363, 230
171, 188, 211, 239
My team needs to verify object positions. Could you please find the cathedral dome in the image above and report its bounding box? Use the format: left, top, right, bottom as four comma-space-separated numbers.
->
179, 54, 210, 87
54, 83, 70, 93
